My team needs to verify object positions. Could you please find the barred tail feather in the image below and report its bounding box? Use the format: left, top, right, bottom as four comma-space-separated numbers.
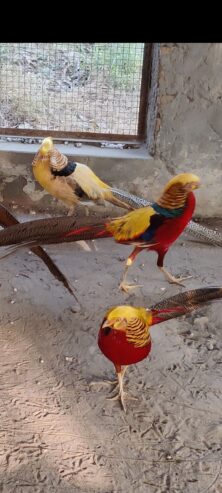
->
0, 204, 77, 299
151, 287, 222, 324
0, 215, 112, 247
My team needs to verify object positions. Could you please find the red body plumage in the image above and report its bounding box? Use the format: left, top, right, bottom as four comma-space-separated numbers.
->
147, 192, 196, 263
98, 328, 151, 366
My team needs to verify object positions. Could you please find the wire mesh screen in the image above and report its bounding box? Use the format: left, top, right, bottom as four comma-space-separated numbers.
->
0, 43, 149, 140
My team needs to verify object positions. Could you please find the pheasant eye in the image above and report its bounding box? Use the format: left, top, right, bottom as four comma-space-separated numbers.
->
104, 327, 111, 336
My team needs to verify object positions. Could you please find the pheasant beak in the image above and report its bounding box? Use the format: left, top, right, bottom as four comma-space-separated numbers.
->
102, 319, 115, 329
40, 137, 53, 157
192, 180, 201, 190
185, 180, 201, 191
102, 317, 127, 331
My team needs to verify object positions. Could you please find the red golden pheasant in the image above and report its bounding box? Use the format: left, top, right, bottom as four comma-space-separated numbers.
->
97, 286, 222, 412
104, 172, 200, 291
0, 173, 200, 291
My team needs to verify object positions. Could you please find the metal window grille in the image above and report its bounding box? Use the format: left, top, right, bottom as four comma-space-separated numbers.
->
0, 43, 152, 142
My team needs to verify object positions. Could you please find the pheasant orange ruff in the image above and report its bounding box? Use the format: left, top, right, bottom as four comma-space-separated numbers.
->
49, 148, 68, 172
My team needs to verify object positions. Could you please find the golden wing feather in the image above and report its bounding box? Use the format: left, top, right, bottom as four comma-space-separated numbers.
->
51, 176, 79, 207
106, 206, 156, 241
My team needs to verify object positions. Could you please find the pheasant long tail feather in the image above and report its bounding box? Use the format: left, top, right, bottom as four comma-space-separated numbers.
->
0, 214, 113, 247
0, 204, 77, 299
185, 220, 222, 247
110, 187, 151, 209
102, 189, 133, 210
30, 246, 78, 300
151, 287, 222, 324
0, 203, 22, 228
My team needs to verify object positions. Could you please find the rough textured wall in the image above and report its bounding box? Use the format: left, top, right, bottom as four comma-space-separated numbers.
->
155, 43, 222, 216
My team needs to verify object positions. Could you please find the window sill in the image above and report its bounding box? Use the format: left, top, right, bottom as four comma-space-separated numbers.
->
0, 141, 151, 160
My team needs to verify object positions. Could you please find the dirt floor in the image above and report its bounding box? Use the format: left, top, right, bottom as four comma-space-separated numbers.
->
0, 213, 222, 493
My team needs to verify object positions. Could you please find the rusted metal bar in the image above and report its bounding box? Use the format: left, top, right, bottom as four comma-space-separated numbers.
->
137, 43, 153, 139
0, 128, 142, 142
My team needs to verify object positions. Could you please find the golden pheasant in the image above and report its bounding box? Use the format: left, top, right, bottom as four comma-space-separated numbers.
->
32, 137, 132, 215
98, 286, 222, 412
110, 187, 222, 247
0, 173, 200, 292
105, 173, 200, 291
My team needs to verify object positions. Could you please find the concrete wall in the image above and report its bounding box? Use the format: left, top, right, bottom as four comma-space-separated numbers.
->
155, 43, 222, 216
0, 43, 221, 218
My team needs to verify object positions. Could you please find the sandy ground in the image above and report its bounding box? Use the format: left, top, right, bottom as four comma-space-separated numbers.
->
0, 214, 222, 493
